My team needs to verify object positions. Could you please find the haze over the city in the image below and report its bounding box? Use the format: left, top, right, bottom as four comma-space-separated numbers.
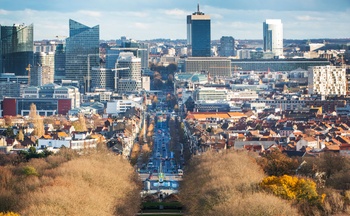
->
0, 0, 349, 40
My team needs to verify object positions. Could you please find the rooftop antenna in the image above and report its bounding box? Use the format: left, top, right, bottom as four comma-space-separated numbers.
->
197, 3, 200, 13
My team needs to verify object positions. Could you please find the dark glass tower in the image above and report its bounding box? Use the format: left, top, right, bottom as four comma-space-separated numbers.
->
219, 36, 235, 57
0, 24, 34, 75
65, 19, 99, 92
54, 43, 66, 82
187, 4, 211, 57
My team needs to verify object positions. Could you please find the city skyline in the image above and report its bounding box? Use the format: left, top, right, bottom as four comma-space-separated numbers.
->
0, 0, 349, 40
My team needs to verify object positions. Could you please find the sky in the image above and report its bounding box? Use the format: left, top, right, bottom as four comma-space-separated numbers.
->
0, 0, 349, 41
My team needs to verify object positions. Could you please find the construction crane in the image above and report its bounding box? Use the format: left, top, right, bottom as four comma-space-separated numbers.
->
111, 66, 130, 90
26, 64, 31, 86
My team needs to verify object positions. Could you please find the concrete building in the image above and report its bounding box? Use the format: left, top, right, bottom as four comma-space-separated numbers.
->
106, 99, 143, 115
187, 4, 211, 57
263, 19, 283, 57
0, 72, 28, 99
141, 76, 151, 91
185, 57, 231, 77
2, 97, 72, 116
308, 66, 346, 96
230, 59, 330, 72
31, 52, 55, 86
65, 19, 99, 92
0, 82, 21, 99
193, 87, 228, 101
115, 52, 142, 92
91, 67, 114, 90
21, 83, 80, 109
117, 79, 142, 93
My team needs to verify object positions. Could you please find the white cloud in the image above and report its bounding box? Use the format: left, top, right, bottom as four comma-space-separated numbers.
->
296, 15, 324, 21
0, 5, 349, 40
163, 8, 188, 17
132, 22, 150, 30
78, 10, 101, 18
0, 9, 9, 15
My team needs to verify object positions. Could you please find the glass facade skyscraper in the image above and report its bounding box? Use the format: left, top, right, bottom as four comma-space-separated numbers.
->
187, 4, 211, 57
65, 19, 99, 92
263, 19, 283, 57
54, 43, 66, 81
219, 36, 235, 57
0, 24, 33, 75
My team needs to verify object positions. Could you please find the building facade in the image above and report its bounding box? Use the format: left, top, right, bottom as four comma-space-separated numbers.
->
0, 73, 28, 98
0, 24, 34, 75
54, 43, 66, 81
219, 36, 235, 57
65, 19, 99, 92
193, 87, 228, 101
21, 83, 80, 109
185, 57, 231, 77
115, 52, 142, 92
2, 97, 72, 116
308, 66, 346, 96
91, 67, 114, 90
263, 19, 283, 57
31, 52, 55, 86
230, 59, 330, 72
187, 4, 211, 57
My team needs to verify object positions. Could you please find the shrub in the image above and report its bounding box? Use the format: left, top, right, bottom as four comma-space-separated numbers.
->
0, 212, 20, 216
260, 175, 320, 204
22, 166, 38, 177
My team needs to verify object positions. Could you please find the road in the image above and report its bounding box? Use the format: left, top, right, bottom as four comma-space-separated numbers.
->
138, 110, 183, 194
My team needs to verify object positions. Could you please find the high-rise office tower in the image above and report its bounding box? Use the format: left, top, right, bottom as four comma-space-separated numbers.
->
122, 40, 149, 69
219, 36, 235, 57
115, 52, 141, 93
187, 4, 211, 57
0, 24, 34, 75
263, 19, 283, 57
106, 40, 149, 71
31, 52, 55, 86
65, 19, 99, 92
54, 43, 66, 81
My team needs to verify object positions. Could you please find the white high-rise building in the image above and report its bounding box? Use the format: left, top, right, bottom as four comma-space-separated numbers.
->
263, 19, 283, 57
308, 66, 346, 96
115, 52, 142, 93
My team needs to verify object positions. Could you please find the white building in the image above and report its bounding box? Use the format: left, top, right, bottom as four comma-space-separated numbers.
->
38, 136, 98, 150
106, 99, 143, 115
263, 19, 283, 57
31, 52, 55, 86
308, 66, 346, 96
227, 90, 259, 101
141, 76, 151, 91
91, 67, 114, 90
115, 52, 142, 92
22, 84, 80, 109
53, 86, 80, 108
193, 87, 228, 101
117, 79, 142, 93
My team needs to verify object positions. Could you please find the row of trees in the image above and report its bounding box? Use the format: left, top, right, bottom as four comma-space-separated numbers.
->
179, 150, 299, 215
258, 149, 350, 215
179, 148, 350, 215
0, 147, 141, 216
